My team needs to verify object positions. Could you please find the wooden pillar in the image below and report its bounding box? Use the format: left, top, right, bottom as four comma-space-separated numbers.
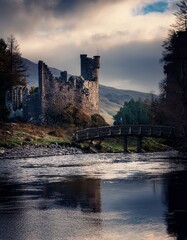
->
136, 136, 142, 153
124, 135, 128, 153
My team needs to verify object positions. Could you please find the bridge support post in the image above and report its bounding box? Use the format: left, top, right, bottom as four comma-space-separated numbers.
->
124, 136, 129, 153
136, 136, 142, 153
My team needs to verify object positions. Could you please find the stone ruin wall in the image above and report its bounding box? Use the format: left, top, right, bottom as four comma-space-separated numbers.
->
38, 54, 100, 120
38, 61, 55, 119
82, 80, 99, 115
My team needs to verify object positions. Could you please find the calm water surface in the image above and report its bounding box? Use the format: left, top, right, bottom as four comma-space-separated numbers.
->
0, 151, 187, 240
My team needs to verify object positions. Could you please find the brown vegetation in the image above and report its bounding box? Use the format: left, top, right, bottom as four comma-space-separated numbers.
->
0, 122, 72, 147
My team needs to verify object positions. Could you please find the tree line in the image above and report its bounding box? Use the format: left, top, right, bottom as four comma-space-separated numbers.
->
0, 35, 26, 120
155, 0, 187, 138
114, 98, 152, 125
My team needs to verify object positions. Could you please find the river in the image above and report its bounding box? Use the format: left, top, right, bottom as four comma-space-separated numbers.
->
0, 151, 187, 240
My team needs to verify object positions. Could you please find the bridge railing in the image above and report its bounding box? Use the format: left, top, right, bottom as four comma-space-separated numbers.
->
73, 125, 174, 142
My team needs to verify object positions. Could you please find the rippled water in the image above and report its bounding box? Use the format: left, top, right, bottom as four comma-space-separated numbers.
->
0, 151, 187, 240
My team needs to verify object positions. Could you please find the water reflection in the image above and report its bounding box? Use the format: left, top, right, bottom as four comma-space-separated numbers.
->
0, 176, 24, 213
39, 177, 101, 213
0, 176, 101, 213
0, 152, 187, 240
0, 176, 102, 240
164, 170, 187, 240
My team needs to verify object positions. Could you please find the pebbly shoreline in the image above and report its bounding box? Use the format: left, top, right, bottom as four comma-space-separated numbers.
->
1, 144, 186, 160
0, 144, 83, 159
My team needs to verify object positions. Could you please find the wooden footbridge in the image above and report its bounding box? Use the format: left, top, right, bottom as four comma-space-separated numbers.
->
72, 125, 174, 152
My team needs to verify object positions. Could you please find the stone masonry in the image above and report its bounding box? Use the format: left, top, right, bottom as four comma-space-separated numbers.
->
38, 54, 100, 120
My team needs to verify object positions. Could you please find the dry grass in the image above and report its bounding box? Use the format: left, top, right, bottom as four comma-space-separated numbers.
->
0, 122, 72, 147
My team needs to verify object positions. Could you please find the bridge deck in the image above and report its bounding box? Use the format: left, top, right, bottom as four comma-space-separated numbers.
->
73, 125, 174, 142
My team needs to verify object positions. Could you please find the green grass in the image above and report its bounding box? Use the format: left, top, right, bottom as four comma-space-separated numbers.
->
86, 137, 171, 153
142, 138, 170, 152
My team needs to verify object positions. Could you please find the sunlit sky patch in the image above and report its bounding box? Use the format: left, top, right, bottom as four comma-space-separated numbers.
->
142, 1, 169, 14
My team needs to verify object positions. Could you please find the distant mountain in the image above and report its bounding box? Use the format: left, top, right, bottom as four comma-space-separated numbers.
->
23, 58, 156, 124
24, 58, 66, 86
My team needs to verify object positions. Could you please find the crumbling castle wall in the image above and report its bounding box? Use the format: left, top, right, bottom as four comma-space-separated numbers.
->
6, 86, 28, 119
22, 89, 40, 121
38, 54, 100, 120
82, 80, 99, 114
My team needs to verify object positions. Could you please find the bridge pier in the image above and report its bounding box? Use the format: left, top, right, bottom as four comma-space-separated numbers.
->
124, 135, 143, 153
136, 136, 142, 153
124, 136, 129, 153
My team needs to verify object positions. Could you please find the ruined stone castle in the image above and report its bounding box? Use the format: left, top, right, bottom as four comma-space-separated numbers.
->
6, 54, 100, 122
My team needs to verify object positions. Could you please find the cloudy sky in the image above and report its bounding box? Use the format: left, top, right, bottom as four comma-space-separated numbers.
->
0, 0, 178, 93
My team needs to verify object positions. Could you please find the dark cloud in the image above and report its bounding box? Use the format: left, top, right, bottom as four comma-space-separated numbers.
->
0, 0, 122, 36
1, 0, 122, 17
33, 0, 122, 13
0, 0, 42, 36
100, 40, 164, 92
0, 0, 20, 23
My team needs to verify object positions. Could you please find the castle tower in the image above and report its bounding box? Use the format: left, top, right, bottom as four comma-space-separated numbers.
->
93, 55, 100, 82
80, 54, 100, 115
80, 54, 100, 81
80, 54, 88, 79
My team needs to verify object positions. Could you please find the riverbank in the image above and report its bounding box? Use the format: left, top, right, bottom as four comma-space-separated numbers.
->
0, 122, 175, 156
0, 144, 83, 159
0, 122, 84, 158
0, 122, 73, 147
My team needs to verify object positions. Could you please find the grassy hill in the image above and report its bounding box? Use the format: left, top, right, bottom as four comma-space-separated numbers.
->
99, 85, 155, 123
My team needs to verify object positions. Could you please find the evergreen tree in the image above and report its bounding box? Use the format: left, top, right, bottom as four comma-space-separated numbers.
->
173, 0, 187, 31
155, 0, 187, 138
0, 35, 26, 121
6, 35, 27, 88
0, 38, 9, 120
114, 99, 152, 125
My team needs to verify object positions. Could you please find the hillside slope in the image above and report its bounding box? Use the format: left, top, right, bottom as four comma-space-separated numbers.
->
24, 58, 65, 86
23, 58, 156, 124
99, 85, 155, 123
